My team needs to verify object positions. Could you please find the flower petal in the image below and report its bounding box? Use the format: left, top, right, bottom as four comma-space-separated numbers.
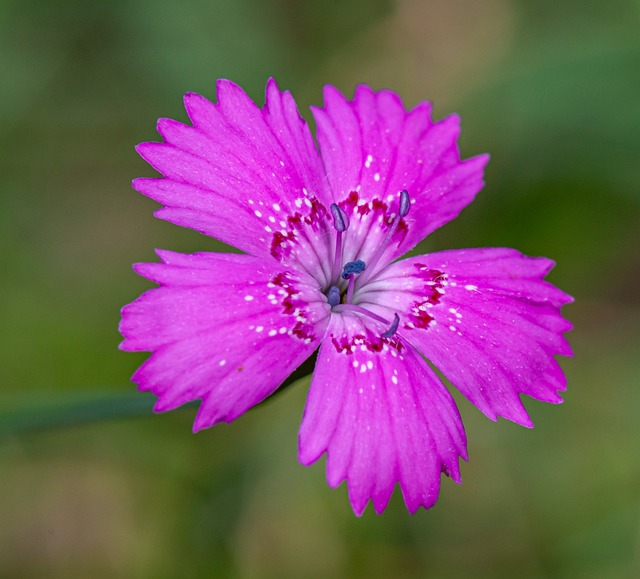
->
119, 250, 329, 430
313, 84, 488, 258
299, 314, 467, 515
362, 248, 573, 427
134, 78, 331, 260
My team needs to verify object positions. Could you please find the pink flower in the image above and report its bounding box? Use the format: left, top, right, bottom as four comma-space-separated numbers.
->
120, 79, 573, 515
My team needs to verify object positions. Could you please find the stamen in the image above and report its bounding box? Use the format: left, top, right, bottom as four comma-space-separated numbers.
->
330, 203, 349, 232
356, 189, 410, 287
326, 285, 341, 307
341, 259, 366, 280
346, 273, 356, 304
341, 260, 366, 304
333, 304, 401, 338
398, 189, 411, 217
381, 313, 400, 338
330, 203, 349, 282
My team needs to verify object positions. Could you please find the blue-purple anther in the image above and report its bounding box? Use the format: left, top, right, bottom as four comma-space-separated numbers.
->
398, 189, 410, 217
330, 203, 350, 232
342, 259, 366, 280
326, 285, 341, 307
381, 313, 400, 338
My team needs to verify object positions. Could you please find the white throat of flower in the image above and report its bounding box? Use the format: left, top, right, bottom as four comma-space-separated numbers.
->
324, 190, 410, 339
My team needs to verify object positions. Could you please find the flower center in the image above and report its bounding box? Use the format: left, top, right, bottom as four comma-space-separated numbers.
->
323, 190, 410, 338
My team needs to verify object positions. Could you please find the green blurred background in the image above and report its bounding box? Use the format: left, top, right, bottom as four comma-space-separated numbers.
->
1, 0, 639, 577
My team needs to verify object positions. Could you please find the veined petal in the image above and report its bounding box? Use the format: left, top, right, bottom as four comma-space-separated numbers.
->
299, 314, 467, 516
119, 250, 329, 430
134, 78, 331, 262
313, 84, 488, 260
361, 248, 573, 427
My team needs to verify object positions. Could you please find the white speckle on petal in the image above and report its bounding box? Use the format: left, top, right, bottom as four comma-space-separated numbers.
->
268, 329, 277, 337
256, 326, 264, 333
360, 364, 367, 373
465, 285, 478, 291
273, 203, 281, 211
279, 327, 287, 334
374, 173, 380, 182
366, 360, 373, 370
365, 154, 373, 168
244, 295, 254, 301
219, 360, 226, 366
391, 375, 398, 385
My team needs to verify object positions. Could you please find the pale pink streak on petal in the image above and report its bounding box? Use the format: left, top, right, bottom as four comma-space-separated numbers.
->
361, 248, 573, 427
299, 314, 467, 515
119, 251, 329, 430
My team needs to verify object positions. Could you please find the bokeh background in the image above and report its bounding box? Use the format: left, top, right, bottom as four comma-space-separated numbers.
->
1, 0, 639, 577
